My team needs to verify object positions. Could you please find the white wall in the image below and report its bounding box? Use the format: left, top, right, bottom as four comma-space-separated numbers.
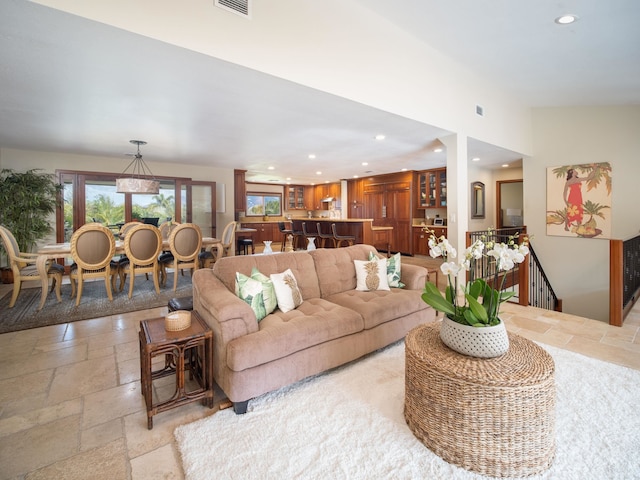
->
526, 106, 640, 322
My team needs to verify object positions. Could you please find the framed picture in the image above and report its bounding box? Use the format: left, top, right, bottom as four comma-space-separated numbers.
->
546, 162, 612, 238
245, 192, 282, 217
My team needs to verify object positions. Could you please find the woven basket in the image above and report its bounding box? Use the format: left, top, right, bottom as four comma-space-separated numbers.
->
165, 310, 192, 331
440, 315, 509, 358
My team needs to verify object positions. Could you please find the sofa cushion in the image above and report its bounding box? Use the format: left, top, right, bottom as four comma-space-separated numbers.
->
326, 289, 429, 330
354, 257, 389, 291
308, 244, 379, 298
225, 298, 364, 371
213, 251, 321, 300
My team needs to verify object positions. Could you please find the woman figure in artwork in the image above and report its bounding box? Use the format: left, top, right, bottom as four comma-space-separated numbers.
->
563, 166, 596, 231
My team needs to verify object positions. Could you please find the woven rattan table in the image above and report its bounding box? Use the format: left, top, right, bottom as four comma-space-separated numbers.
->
404, 323, 556, 478
139, 312, 214, 429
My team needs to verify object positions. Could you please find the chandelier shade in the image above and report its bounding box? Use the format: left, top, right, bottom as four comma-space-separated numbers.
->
116, 140, 160, 194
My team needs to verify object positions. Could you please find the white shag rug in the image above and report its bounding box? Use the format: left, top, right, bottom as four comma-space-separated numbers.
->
175, 341, 640, 480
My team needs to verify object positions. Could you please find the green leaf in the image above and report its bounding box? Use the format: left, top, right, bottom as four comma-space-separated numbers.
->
421, 292, 456, 316
468, 279, 483, 299
466, 294, 489, 323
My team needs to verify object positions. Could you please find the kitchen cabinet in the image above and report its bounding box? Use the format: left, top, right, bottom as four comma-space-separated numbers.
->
312, 182, 341, 209
347, 178, 365, 218
413, 226, 447, 256
234, 169, 247, 213
286, 185, 311, 210
363, 173, 413, 254
240, 222, 279, 244
417, 168, 447, 208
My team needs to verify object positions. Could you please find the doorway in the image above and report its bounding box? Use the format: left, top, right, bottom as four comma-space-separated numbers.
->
496, 180, 523, 229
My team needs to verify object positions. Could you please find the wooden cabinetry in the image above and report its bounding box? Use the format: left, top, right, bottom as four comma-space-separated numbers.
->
363, 172, 413, 254
347, 178, 365, 218
312, 182, 341, 209
234, 169, 247, 213
240, 222, 279, 244
285, 185, 311, 210
413, 226, 447, 256
417, 169, 447, 208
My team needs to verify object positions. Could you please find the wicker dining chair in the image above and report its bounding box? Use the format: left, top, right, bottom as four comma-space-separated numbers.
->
199, 221, 236, 268
159, 223, 202, 291
69, 223, 118, 306
0, 225, 63, 308
122, 224, 163, 299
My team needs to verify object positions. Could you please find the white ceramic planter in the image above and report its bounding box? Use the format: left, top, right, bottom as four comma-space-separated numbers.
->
439, 316, 509, 358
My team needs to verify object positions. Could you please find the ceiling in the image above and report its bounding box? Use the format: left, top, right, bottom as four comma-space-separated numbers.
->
0, 1, 638, 184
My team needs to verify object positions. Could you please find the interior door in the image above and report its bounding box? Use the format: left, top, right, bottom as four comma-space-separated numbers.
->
184, 181, 217, 237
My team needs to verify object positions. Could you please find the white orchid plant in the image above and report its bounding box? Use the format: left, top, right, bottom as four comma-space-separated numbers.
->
421, 228, 530, 327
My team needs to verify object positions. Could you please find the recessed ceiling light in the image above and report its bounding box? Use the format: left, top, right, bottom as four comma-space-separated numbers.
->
555, 14, 578, 25
353, 175, 359, 178
401, 168, 408, 171
502, 164, 510, 168
362, 162, 368, 166
374, 134, 386, 140
286, 177, 291, 181
472, 157, 480, 162
316, 171, 322, 175
267, 166, 275, 170
434, 148, 443, 153
308, 154, 316, 159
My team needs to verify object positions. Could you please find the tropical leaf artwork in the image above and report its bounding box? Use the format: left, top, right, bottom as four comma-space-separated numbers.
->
546, 162, 612, 239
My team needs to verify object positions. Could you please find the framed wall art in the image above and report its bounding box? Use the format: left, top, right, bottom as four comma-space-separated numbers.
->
546, 162, 612, 238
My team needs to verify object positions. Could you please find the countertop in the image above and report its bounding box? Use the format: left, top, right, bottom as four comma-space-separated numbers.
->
240, 218, 375, 224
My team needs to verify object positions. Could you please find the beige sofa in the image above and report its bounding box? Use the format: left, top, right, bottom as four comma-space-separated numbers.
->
192, 244, 435, 413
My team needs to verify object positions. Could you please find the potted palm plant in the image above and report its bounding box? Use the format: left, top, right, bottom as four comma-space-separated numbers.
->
421, 228, 530, 357
0, 168, 62, 282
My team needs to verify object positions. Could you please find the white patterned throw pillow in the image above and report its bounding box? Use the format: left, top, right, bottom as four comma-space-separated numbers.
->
269, 268, 303, 313
235, 267, 277, 322
354, 257, 390, 291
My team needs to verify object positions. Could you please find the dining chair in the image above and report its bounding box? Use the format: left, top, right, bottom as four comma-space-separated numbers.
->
0, 225, 63, 308
69, 223, 118, 306
159, 223, 202, 291
199, 221, 236, 268
122, 223, 163, 299
158, 220, 180, 277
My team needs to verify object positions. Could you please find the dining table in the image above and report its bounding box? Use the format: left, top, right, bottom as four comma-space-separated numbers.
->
35, 236, 221, 310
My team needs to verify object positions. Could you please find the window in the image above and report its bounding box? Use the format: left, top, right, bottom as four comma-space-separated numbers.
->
246, 193, 282, 216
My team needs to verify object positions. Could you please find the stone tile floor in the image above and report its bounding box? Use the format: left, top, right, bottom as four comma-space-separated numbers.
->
0, 282, 638, 479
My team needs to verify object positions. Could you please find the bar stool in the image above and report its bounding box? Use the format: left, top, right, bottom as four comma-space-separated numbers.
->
237, 237, 254, 255
316, 222, 334, 248
301, 222, 315, 250
331, 223, 355, 247
278, 222, 294, 252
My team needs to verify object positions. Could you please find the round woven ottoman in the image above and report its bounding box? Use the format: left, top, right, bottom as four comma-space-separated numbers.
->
404, 323, 556, 478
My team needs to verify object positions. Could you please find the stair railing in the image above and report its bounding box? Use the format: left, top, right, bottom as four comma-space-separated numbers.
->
610, 233, 640, 326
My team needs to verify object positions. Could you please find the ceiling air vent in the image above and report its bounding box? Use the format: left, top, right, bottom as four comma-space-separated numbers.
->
215, 0, 251, 19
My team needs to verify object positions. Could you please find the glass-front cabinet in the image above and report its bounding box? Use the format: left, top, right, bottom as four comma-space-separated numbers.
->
417, 168, 446, 208
286, 185, 308, 210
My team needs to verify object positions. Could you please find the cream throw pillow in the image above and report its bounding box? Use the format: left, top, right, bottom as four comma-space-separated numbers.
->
354, 257, 390, 291
269, 268, 303, 313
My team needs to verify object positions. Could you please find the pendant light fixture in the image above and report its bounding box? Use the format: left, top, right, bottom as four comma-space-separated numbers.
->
116, 140, 160, 194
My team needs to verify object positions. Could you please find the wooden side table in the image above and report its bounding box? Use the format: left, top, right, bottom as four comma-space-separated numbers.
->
139, 311, 214, 429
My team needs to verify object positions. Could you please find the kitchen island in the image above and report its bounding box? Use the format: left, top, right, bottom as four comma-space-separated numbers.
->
291, 218, 393, 252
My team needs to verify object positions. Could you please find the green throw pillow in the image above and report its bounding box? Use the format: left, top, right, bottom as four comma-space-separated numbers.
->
368, 251, 405, 288
235, 267, 277, 322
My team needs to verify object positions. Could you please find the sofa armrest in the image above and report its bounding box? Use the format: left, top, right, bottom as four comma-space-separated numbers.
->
401, 263, 429, 290
192, 269, 259, 343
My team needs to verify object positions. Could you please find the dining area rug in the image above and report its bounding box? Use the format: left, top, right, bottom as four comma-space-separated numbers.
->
0, 273, 192, 334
